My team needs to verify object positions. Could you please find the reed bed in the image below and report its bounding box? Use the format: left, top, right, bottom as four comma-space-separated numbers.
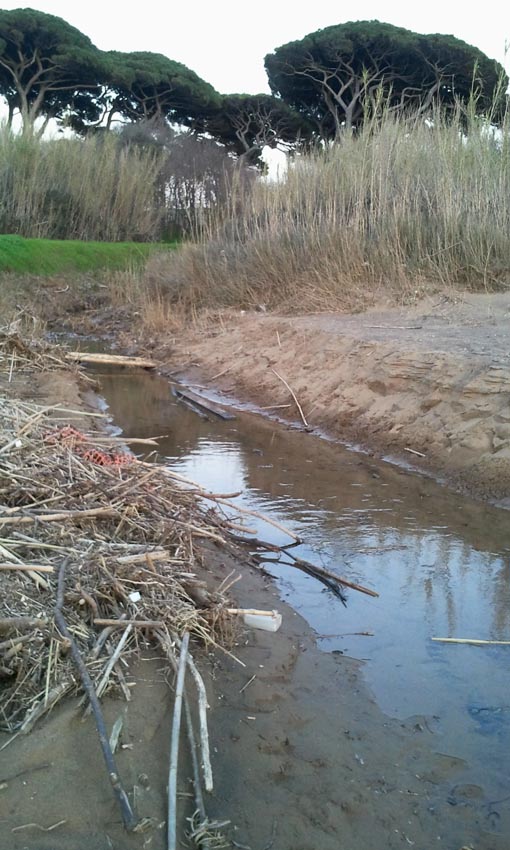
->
148, 104, 510, 314
0, 128, 163, 242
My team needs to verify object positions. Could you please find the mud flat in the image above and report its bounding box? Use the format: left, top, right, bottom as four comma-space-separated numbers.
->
172, 293, 510, 505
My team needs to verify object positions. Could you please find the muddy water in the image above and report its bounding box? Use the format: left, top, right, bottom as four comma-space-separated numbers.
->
92, 365, 510, 806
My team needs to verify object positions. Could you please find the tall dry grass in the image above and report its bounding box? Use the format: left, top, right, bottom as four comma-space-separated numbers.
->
0, 128, 163, 241
148, 104, 510, 313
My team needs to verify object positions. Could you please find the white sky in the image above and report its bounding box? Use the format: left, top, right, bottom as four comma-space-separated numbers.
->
1, 1, 509, 94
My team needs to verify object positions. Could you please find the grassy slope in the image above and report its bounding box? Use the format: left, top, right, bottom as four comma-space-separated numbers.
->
0, 235, 175, 276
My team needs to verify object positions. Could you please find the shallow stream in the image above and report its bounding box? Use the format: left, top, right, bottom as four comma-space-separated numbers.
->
90, 363, 510, 813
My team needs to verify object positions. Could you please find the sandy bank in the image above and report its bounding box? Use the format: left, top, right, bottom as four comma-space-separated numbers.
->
173, 293, 510, 504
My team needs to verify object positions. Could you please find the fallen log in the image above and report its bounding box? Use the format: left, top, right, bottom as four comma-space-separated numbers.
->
65, 351, 157, 369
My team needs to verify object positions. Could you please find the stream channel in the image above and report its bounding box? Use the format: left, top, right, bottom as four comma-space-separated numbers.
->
90, 359, 510, 847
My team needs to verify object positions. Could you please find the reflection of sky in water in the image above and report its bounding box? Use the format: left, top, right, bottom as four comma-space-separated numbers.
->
95, 368, 510, 799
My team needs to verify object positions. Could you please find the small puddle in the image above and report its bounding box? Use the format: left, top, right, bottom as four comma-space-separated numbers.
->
91, 364, 510, 807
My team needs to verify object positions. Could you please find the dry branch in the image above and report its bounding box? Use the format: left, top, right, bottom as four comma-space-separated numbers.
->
0, 507, 119, 526
93, 619, 165, 628
168, 632, 190, 850
0, 617, 48, 634
270, 368, 309, 428
54, 558, 138, 831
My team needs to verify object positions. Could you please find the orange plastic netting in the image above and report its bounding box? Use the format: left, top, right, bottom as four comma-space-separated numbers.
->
43, 426, 132, 466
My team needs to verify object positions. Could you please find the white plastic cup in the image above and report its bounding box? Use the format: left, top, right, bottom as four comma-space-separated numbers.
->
242, 611, 282, 632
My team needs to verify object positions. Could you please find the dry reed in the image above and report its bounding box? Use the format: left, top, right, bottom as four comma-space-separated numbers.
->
0, 128, 163, 241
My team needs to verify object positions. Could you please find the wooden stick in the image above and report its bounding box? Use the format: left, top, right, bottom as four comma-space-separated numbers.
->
0, 507, 118, 526
239, 674, 256, 694
432, 637, 510, 646
168, 632, 189, 850
404, 447, 426, 458
238, 537, 378, 598
0, 633, 37, 652
92, 436, 161, 446
0, 563, 54, 573
173, 520, 228, 546
43, 405, 107, 418
367, 324, 423, 330
209, 497, 301, 542
289, 555, 379, 598
55, 559, 138, 832
135, 461, 301, 542
171, 632, 213, 793
116, 550, 169, 564
93, 618, 165, 628
183, 698, 211, 850
158, 632, 212, 847
227, 608, 278, 617
95, 626, 133, 699
20, 682, 71, 734
210, 366, 230, 380
271, 368, 309, 428
65, 351, 157, 368
0, 617, 48, 634
258, 403, 292, 410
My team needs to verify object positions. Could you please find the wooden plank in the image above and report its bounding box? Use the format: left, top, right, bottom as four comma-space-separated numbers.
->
172, 386, 235, 420
66, 352, 157, 369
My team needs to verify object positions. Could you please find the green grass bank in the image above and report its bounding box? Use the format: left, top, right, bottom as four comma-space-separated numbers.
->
0, 235, 174, 276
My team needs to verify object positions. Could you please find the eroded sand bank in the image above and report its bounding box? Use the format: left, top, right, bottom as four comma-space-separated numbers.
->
172, 294, 510, 504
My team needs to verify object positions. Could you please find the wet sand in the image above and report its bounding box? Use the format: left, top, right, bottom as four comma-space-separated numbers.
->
2, 542, 507, 850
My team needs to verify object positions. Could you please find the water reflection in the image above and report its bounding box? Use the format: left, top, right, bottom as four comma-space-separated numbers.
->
94, 367, 510, 798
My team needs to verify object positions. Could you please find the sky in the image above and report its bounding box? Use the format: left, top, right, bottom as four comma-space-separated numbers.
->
1, 0, 509, 94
